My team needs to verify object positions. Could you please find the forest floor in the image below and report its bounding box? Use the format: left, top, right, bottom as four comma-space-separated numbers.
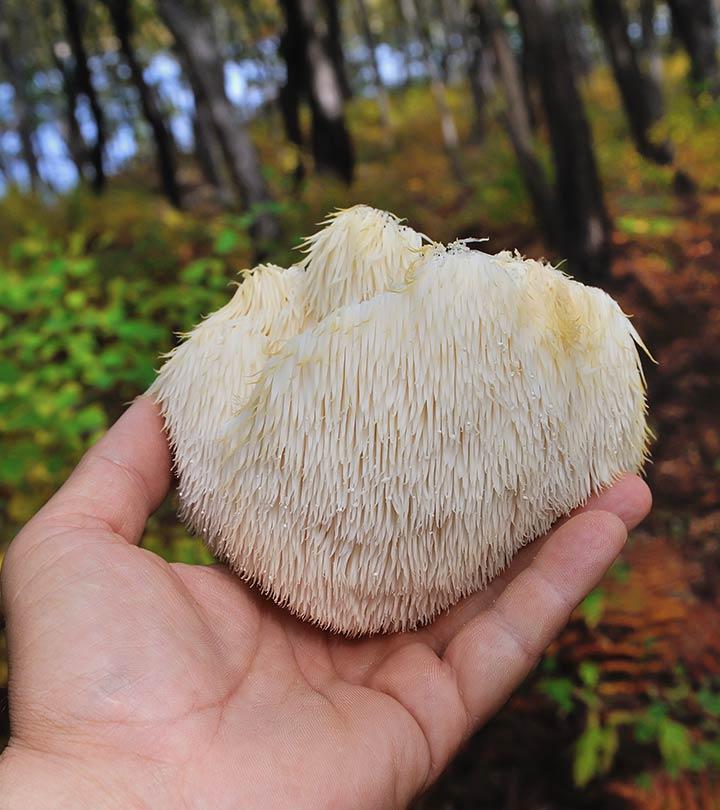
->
1, 62, 720, 807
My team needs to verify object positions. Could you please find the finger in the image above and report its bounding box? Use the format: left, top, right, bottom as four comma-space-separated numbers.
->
443, 510, 627, 729
567, 473, 652, 531
17, 396, 171, 548
424, 474, 650, 648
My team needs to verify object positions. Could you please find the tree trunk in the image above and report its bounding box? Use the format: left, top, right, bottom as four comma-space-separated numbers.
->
564, 0, 591, 77
666, 0, 720, 97
442, 0, 494, 134
105, 0, 182, 208
465, 15, 495, 142
60, 0, 106, 192
0, 2, 41, 190
238, 1, 280, 108
52, 50, 87, 180
513, 0, 612, 281
158, 0, 279, 244
278, 0, 355, 184
398, 0, 464, 182
192, 88, 234, 206
323, 0, 352, 99
591, 0, 673, 165
472, 0, 559, 244
354, 0, 392, 138
465, 31, 493, 140
640, 0, 663, 96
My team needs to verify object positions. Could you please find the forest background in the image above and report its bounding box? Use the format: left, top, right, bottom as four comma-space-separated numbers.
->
1, 0, 719, 806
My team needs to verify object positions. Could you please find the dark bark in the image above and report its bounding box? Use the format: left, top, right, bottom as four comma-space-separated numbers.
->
278, 0, 355, 184
53, 50, 87, 179
465, 23, 495, 141
666, 0, 720, 98
60, 0, 106, 192
564, 0, 591, 77
0, 143, 9, 184
323, 0, 352, 99
192, 87, 234, 205
158, 0, 279, 244
0, 2, 41, 190
466, 35, 489, 138
472, 0, 559, 244
105, 0, 181, 207
443, 0, 494, 134
591, 0, 673, 165
353, 0, 392, 137
513, 0, 612, 281
640, 0, 663, 96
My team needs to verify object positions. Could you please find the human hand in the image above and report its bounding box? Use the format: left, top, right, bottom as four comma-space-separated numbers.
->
0, 398, 651, 809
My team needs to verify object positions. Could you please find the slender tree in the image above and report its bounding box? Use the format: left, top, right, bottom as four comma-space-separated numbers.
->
0, 0, 41, 190
640, 0, 663, 94
465, 23, 495, 141
52, 45, 87, 180
472, 0, 558, 244
104, 0, 181, 207
666, 0, 720, 98
158, 0, 279, 244
591, 0, 672, 165
278, 0, 355, 183
354, 0, 393, 138
513, 0, 612, 281
60, 0, 107, 192
192, 86, 234, 206
323, 0, 352, 99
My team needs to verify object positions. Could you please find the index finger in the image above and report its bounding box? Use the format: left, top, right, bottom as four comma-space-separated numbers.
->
444, 510, 628, 728
16, 396, 171, 549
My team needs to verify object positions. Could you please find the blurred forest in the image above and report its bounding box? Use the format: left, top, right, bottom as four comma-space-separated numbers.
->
1, 0, 720, 806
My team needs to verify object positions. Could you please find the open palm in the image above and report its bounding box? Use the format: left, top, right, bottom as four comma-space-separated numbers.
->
0, 398, 651, 809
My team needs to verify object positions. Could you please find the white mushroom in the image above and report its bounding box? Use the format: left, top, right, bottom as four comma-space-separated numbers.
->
149, 206, 649, 636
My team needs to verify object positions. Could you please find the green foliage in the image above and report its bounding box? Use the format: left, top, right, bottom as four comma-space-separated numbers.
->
0, 191, 255, 540
538, 677, 576, 715
573, 712, 619, 788
538, 656, 720, 787
578, 588, 606, 629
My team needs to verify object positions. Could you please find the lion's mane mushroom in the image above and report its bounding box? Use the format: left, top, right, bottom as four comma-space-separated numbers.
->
149, 205, 650, 636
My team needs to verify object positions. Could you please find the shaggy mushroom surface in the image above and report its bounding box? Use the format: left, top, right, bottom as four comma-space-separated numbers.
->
149, 206, 649, 635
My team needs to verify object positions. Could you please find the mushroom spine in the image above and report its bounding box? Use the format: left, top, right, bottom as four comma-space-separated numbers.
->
149, 205, 650, 635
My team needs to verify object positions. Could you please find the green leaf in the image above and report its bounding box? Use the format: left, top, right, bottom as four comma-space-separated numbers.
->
213, 229, 240, 255
573, 714, 618, 787
0, 361, 20, 384
697, 688, 720, 717
180, 258, 214, 284
0, 441, 38, 485
71, 405, 107, 434
538, 677, 575, 714
657, 718, 693, 775
574, 717, 603, 787
599, 726, 619, 773
579, 588, 606, 629
579, 661, 600, 689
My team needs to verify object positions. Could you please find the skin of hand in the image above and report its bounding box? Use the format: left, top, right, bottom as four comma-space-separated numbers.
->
0, 397, 651, 809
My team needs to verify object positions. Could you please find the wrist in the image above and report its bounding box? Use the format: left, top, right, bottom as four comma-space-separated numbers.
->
0, 740, 175, 809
